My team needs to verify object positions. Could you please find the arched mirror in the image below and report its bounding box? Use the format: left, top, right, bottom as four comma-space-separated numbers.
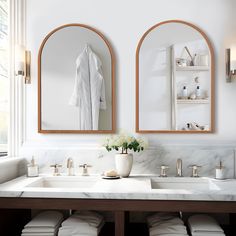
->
38, 24, 115, 133
136, 20, 214, 133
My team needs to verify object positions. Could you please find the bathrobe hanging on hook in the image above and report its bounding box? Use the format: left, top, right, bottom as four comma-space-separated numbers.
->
69, 44, 106, 130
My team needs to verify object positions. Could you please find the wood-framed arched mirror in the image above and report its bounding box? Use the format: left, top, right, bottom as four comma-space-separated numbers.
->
136, 20, 214, 133
38, 24, 115, 133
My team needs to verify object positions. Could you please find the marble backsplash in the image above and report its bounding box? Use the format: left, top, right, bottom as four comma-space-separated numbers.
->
19, 145, 236, 178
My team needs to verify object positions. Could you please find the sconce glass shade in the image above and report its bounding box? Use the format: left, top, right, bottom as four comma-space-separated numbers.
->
230, 44, 236, 71
15, 44, 25, 73
231, 60, 236, 71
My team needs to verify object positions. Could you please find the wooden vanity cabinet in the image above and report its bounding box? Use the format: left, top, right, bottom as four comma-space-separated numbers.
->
0, 198, 236, 236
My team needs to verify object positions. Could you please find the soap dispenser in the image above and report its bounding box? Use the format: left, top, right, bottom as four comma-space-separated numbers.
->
27, 156, 39, 177
215, 161, 224, 180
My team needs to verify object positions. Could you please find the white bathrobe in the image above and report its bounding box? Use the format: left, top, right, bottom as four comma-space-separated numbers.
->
69, 45, 106, 130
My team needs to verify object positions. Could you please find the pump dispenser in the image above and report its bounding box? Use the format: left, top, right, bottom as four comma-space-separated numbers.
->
215, 161, 224, 180
27, 156, 39, 177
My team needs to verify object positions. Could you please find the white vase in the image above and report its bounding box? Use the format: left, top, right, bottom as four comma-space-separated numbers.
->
115, 153, 133, 177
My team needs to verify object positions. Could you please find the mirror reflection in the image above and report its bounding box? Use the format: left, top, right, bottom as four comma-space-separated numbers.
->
137, 21, 214, 133
38, 24, 115, 133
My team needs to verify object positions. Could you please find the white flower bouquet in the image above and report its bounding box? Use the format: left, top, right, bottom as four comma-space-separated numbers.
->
103, 133, 148, 154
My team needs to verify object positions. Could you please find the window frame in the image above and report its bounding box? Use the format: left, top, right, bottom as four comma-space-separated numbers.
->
4, 0, 26, 157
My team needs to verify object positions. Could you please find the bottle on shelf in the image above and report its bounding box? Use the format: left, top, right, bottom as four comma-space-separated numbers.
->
182, 86, 188, 99
196, 85, 201, 99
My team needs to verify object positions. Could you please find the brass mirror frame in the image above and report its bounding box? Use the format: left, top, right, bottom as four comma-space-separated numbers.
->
136, 20, 215, 133
38, 24, 116, 134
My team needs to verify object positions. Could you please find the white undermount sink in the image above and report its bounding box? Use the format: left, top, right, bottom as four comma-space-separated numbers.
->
25, 176, 97, 189
150, 177, 220, 191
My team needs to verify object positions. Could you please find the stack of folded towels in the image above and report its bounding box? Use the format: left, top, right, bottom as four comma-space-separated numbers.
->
21, 211, 63, 236
188, 214, 225, 236
147, 212, 188, 236
58, 210, 105, 236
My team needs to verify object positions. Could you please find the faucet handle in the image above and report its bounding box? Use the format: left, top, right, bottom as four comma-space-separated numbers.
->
79, 164, 92, 176
159, 165, 169, 177
188, 165, 202, 177
50, 164, 62, 176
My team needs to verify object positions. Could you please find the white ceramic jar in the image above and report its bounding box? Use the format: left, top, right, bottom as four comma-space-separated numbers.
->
115, 153, 133, 178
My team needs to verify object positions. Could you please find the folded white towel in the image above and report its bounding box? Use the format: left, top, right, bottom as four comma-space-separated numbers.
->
61, 215, 102, 229
188, 215, 224, 233
150, 234, 188, 236
74, 210, 103, 220
150, 217, 185, 228
192, 233, 225, 236
58, 227, 98, 236
147, 212, 180, 227
73, 211, 104, 227
150, 224, 187, 236
22, 227, 57, 233
62, 211, 104, 228
24, 211, 63, 229
21, 233, 55, 236
58, 220, 104, 236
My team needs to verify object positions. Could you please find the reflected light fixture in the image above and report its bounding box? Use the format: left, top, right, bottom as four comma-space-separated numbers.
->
226, 45, 236, 83
15, 44, 31, 84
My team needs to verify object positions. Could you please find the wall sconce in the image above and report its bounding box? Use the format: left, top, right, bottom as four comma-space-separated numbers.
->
15, 45, 31, 84
226, 46, 236, 83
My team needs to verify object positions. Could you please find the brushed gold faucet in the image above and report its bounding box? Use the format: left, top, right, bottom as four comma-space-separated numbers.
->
176, 159, 183, 177
67, 158, 74, 176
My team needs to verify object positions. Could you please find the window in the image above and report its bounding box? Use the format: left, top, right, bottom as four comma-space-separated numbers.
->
0, 0, 9, 156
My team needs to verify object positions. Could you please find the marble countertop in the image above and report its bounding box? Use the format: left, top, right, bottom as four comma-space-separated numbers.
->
1, 174, 236, 201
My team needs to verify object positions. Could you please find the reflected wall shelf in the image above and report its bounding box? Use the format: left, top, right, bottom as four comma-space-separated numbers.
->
177, 99, 209, 104
176, 66, 209, 71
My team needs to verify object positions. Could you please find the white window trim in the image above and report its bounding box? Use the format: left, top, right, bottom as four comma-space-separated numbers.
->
8, 0, 26, 157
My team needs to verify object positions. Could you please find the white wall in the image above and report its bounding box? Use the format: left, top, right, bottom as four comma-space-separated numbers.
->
0, 158, 27, 184
24, 0, 236, 148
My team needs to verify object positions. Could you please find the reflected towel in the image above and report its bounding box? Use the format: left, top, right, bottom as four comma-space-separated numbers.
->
188, 215, 224, 233
24, 211, 63, 228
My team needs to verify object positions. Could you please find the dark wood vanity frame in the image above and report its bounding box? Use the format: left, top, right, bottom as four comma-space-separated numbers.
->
1, 198, 236, 236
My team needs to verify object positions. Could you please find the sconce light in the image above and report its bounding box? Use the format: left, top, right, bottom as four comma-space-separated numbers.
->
15, 45, 31, 84
226, 46, 236, 83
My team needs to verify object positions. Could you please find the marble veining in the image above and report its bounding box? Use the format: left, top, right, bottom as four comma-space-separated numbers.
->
19, 146, 235, 178
1, 175, 236, 202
